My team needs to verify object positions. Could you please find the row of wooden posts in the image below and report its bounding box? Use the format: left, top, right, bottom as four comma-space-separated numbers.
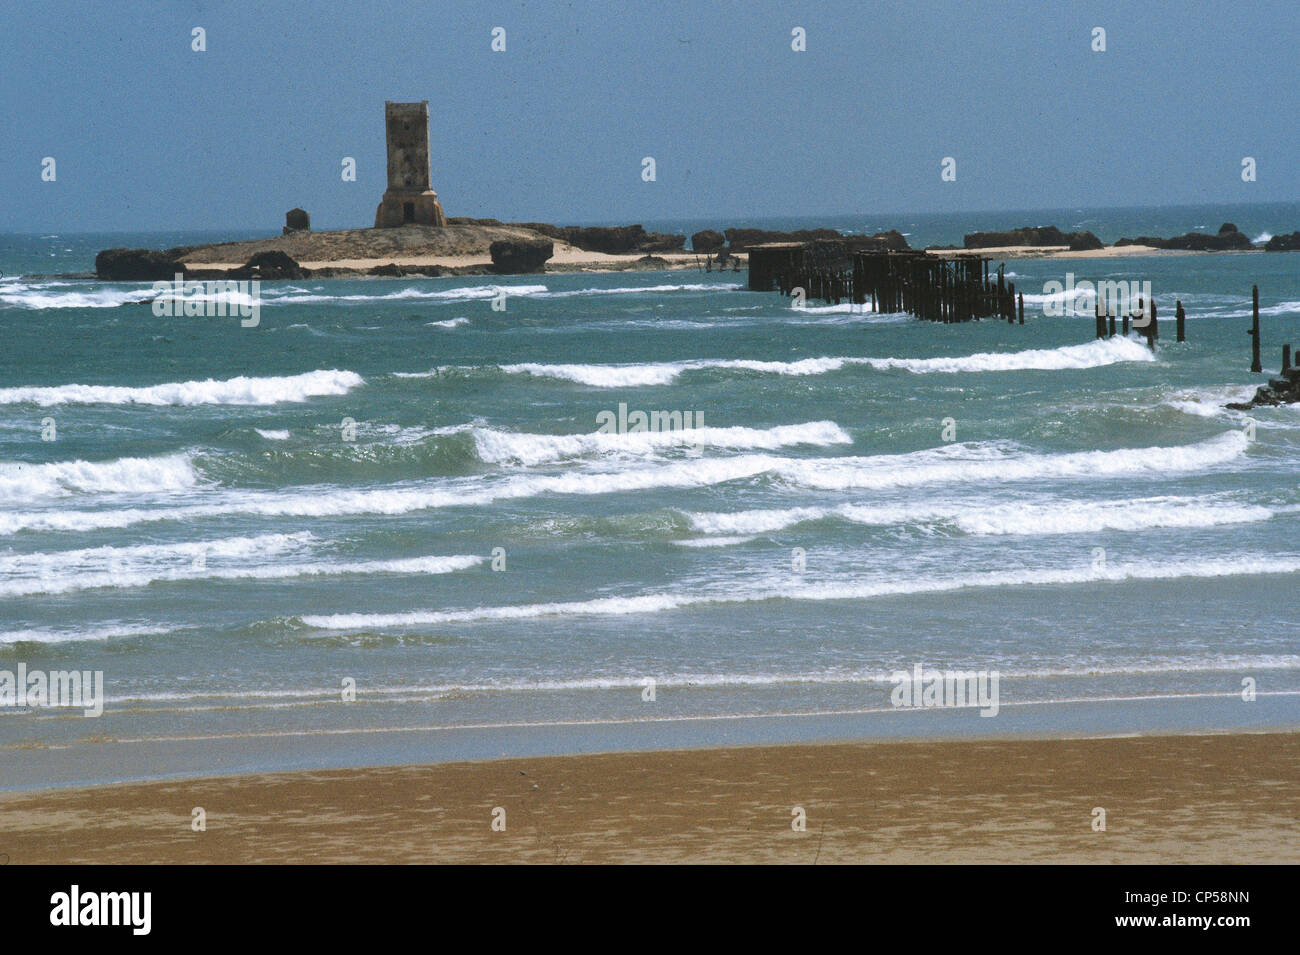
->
746, 247, 1295, 376
850, 252, 1025, 323
1093, 298, 1188, 349
749, 247, 1024, 324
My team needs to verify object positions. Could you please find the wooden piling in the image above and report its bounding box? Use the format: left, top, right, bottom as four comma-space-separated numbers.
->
1250, 285, 1262, 373
1017, 291, 1024, 324
1284, 344, 1292, 373
1176, 300, 1186, 342
751, 247, 1029, 324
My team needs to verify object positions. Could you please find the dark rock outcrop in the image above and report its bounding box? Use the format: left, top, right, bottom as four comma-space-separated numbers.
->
854, 229, 912, 252
1227, 367, 1300, 409
724, 227, 910, 254
229, 250, 305, 280
627, 254, 671, 270
1066, 231, 1105, 251
963, 225, 1103, 251
633, 230, 687, 253
691, 230, 725, 253
556, 225, 684, 254
94, 248, 185, 281
475, 222, 685, 255
1116, 223, 1253, 251
724, 228, 843, 252
564, 225, 639, 253
1265, 232, 1300, 251
283, 208, 310, 234
489, 237, 554, 273
503, 221, 562, 238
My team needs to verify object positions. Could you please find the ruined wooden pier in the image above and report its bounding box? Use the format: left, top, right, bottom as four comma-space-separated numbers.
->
748, 243, 1021, 323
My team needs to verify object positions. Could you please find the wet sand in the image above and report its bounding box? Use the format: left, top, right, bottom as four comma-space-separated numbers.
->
1, 731, 1296, 864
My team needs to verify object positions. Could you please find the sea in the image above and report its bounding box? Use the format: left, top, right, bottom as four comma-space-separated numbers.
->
2, 202, 1298, 790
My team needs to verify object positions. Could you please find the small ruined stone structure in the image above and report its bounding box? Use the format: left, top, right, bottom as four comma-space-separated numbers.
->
374, 101, 447, 228
283, 208, 310, 234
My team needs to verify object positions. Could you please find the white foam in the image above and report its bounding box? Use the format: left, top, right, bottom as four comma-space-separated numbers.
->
0, 456, 781, 534
471, 421, 851, 466
271, 284, 548, 305
0, 454, 196, 500
1202, 300, 1300, 319
425, 317, 469, 328
1163, 386, 1257, 418
539, 283, 743, 297
499, 362, 685, 387
672, 535, 757, 548
860, 336, 1156, 373
488, 338, 1154, 387
0, 624, 172, 646
255, 428, 291, 440
0, 532, 314, 595
0, 549, 482, 597
772, 431, 1249, 492
301, 555, 1300, 629
117, 655, 1296, 701
946, 498, 1272, 536
0, 369, 364, 406
0, 285, 156, 309
687, 494, 1272, 537
0, 434, 1249, 535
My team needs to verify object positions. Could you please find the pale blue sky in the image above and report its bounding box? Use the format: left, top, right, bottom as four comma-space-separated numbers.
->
1, 0, 1294, 231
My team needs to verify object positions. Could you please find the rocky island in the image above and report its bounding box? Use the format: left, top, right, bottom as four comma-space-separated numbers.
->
89, 103, 1299, 282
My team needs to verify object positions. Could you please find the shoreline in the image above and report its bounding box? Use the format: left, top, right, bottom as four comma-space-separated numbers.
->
2, 729, 1295, 863
23, 243, 1277, 283
178, 249, 742, 277
8, 691, 1296, 794
62, 217, 1291, 284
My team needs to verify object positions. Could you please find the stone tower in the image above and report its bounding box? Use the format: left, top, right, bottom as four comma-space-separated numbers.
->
374, 101, 447, 228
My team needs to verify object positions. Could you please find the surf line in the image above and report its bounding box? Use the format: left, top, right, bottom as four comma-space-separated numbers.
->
596, 401, 702, 435
148, 273, 261, 327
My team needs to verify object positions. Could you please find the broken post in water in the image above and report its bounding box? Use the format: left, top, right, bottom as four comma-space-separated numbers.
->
1284, 344, 1292, 373
1250, 285, 1262, 373
1176, 300, 1186, 342
1142, 298, 1156, 350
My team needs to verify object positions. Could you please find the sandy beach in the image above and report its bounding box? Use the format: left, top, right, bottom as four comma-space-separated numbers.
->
176, 243, 1261, 278
184, 249, 730, 274
162, 222, 739, 275
2, 731, 1295, 864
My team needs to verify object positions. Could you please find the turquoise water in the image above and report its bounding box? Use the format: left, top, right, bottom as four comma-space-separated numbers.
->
2, 207, 1299, 788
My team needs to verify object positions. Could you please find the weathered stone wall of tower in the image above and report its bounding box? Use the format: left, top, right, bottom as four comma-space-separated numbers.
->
374, 100, 446, 228
385, 102, 431, 192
